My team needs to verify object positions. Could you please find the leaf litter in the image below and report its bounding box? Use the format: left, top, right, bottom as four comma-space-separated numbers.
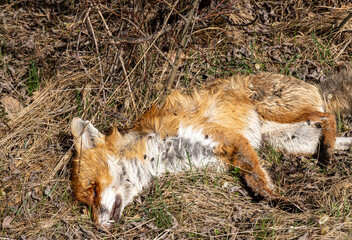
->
0, 0, 351, 239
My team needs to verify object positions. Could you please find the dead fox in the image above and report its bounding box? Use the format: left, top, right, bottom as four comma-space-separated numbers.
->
71, 71, 352, 227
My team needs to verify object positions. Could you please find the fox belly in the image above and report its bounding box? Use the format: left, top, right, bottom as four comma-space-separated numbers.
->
261, 120, 322, 155
240, 107, 322, 156
145, 125, 226, 175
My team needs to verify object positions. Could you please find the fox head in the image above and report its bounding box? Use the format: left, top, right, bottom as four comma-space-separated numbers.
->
70, 117, 127, 227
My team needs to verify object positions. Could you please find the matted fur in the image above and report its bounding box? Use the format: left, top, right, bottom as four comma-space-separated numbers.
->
71, 72, 352, 227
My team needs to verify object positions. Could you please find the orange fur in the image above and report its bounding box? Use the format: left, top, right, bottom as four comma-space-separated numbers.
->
71, 149, 113, 222
71, 71, 352, 225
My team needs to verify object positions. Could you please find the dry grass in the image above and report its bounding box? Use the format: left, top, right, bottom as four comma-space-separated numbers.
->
0, 0, 352, 239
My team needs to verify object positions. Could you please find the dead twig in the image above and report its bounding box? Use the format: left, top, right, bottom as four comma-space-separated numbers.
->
103, 0, 181, 108
111, 16, 178, 66
119, 51, 137, 112
112, 20, 186, 44
49, 149, 73, 181
166, 0, 201, 92
333, 9, 352, 33
86, 15, 106, 101
76, 7, 98, 84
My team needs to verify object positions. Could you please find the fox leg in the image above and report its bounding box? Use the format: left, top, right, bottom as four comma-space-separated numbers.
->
315, 112, 336, 166
205, 122, 279, 199
295, 111, 337, 166
217, 134, 303, 210
217, 134, 274, 198
262, 111, 336, 166
226, 135, 275, 199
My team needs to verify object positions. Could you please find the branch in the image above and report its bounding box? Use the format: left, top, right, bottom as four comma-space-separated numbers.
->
166, 0, 201, 91
333, 9, 352, 33
111, 20, 186, 44
337, 10, 352, 31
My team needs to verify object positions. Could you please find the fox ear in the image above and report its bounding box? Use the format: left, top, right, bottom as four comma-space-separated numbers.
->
71, 117, 104, 152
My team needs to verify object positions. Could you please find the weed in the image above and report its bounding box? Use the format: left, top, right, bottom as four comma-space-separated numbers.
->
88, 205, 93, 221
337, 109, 348, 133
262, 143, 283, 164
59, 186, 71, 203
187, 232, 202, 239
311, 32, 334, 68
280, 54, 300, 75
230, 167, 241, 180
186, 149, 193, 172
200, 165, 209, 185
26, 61, 40, 95
255, 216, 276, 239
144, 178, 174, 229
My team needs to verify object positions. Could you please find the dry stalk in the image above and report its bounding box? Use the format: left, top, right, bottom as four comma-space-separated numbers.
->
110, 13, 177, 65
112, 21, 184, 44
119, 52, 137, 112
166, 0, 201, 92
333, 9, 352, 33
49, 150, 73, 180
103, 0, 181, 106
1, 1, 352, 239
86, 15, 105, 101
76, 31, 98, 84
76, 7, 98, 84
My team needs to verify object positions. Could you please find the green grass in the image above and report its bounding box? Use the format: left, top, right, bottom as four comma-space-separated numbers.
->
255, 215, 276, 239
186, 149, 193, 172
26, 61, 40, 95
230, 167, 241, 180
187, 232, 202, 238
337, 109, 348, 133
280, 53, 300, 75
263, 143, 283, 164
330, 195, 352, 219
311, 32, 334, 68
144, 178, 174, 229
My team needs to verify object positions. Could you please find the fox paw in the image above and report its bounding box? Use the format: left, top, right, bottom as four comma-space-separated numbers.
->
317, 147, 336, 168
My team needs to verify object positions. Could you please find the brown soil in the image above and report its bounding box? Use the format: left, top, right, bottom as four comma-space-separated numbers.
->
0, 1, 351, 239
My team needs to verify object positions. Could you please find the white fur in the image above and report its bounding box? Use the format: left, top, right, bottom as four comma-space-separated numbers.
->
335, 137, 352, 151
242, 110, 262, 149
98, 125, 224, 226
83, 118, 352, 227
71, 117, 104, 150
99, 185, 119, 224
261, 120, 321, 154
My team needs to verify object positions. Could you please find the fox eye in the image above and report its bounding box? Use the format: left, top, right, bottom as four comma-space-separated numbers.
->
87, 181, 97, 198
93, 186, 97, 197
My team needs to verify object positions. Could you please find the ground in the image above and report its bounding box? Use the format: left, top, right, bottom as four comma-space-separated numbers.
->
0, 0, 352, 239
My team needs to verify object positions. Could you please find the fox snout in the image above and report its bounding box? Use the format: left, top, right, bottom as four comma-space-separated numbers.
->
96, 194, 124, 228
111, 195, 122, 221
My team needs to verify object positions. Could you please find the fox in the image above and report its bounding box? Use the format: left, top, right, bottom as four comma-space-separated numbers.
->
70, 71, 352, 227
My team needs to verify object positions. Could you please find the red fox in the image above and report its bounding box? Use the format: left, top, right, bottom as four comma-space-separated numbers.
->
71, 71, 352, 227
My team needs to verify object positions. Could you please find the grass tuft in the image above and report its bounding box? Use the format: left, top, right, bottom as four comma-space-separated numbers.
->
26, 61, 40, 96
0, 0, 351, 239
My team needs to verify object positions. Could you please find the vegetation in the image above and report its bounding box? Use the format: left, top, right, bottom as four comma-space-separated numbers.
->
0, 0, 351, 239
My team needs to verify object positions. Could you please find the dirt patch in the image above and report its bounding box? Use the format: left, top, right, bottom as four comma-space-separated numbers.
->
0, 1, 351, 239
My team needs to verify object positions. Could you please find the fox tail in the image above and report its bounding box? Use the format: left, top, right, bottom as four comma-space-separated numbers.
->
319, 70, 352, 117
